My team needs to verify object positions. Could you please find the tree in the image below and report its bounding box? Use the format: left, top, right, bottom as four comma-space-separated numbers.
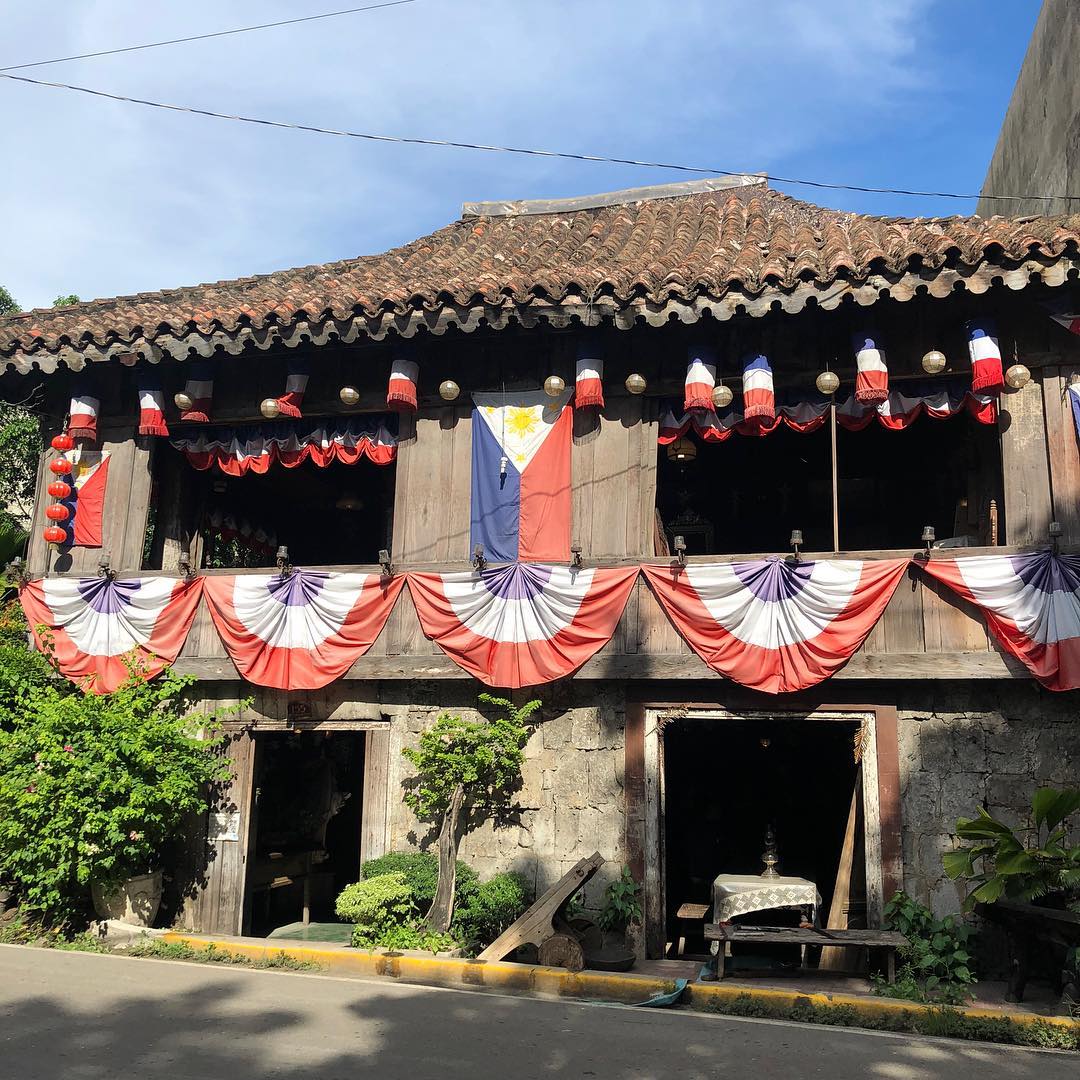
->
401, 694, 540, 932
52, 295, 80, 308
0, 286, 17, 316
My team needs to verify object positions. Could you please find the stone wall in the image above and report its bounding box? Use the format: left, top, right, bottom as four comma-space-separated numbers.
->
895, 682, 1080, 918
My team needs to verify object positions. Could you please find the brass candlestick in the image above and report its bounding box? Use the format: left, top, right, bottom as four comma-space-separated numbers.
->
761, 826, 780, 878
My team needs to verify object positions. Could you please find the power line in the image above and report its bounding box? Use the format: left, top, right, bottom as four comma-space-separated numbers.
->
2, 69, 1078, 206
0, 1, 419, 73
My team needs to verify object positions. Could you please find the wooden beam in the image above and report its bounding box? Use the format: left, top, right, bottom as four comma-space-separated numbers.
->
999, 375, 1053, 545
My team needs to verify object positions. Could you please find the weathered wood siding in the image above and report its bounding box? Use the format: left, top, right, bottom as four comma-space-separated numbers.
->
999, 375, 1053, 545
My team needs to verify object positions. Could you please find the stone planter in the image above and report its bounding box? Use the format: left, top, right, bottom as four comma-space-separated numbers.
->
91, 870, 163, 927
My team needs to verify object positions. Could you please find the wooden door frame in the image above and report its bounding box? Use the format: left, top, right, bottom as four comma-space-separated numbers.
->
625, 702, 902, 960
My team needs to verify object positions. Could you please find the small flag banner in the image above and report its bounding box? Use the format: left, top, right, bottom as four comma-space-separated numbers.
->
171, 417, 397, 475
641, 558, 909, 693
920, 550, 1080, 691
19, 576, 204, 694
179, 361, 214, 423
407, 563, 638, 687
203, 571, 404, 690
658, 381, 996, 444
741, 353, 775, 422
575, 344, 604, 409
68, 447, 111, 548
67, 382, 100, 443
471, 389, 573, 563
966, 319, 1005, 394
276, 357, 310, 418
852, 331, 889, 404
1048, 305, 1080, 336
684, 347, 717, 413
136, 371, 169, 437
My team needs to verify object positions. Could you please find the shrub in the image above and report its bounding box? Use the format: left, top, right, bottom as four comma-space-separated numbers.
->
336, 873, 418, 947
0, 663, 230, 925
597, 866, 643, 933
360, 851, 477, 912
874, 891, 976, 1004
452, 871, 532, 953
358, 924, 458, 954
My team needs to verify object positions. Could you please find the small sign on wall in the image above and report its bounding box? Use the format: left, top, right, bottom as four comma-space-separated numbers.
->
208, 810, 241, 842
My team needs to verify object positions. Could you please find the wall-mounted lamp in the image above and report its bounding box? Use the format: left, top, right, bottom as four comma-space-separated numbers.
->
570, 541, 584, 570
98, 552, 115, 580
276, 544, 292, 576
918, 525, 936, 559
789, 529, 803, 561
472, 544, 487, 572
673, 534, 687, 568
1049, 521, 1062, 553
378, 548, 395, 577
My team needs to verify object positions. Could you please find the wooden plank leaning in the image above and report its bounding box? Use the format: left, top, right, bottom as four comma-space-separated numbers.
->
476, 851, 604, 971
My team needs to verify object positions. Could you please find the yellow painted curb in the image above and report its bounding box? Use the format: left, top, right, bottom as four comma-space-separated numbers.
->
161, 933, 1079, 1033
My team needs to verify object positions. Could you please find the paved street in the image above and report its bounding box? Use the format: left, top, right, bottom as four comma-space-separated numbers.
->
0, 944, 1073, 1079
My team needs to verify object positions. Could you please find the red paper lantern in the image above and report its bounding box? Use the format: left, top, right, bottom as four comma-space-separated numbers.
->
51, 433, 75, 452
45, 504, 70, 522
49, 457, 72, 475
43, 526, 67, 545
47, 480, 71, 499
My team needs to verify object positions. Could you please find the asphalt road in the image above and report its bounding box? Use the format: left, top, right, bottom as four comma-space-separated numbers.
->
0, 945, 1073, 1079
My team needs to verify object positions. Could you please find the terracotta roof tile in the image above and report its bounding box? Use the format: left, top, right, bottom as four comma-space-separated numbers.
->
4, 180, 1080, 361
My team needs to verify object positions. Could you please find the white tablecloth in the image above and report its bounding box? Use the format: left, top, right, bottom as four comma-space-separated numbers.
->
712, 874, 820, 923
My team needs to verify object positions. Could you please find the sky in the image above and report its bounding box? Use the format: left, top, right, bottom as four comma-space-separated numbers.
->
0, 1, 1043, 312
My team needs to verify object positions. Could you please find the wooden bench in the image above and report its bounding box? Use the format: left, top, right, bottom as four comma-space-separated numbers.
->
704, 923, 908, 982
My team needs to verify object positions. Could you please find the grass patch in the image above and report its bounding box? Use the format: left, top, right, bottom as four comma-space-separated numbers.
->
702, 993, 1079, 1051
126, 938, 320, 972
0, 915, 107, 953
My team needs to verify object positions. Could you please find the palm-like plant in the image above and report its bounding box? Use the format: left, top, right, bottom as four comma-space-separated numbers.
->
943, 788, 1080, 911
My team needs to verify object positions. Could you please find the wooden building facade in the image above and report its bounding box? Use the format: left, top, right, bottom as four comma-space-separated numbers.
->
4, 177, 1080, 954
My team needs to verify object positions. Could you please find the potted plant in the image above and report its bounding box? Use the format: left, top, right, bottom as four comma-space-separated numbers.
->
592, 865, 642, 969
0, 652, 232, 929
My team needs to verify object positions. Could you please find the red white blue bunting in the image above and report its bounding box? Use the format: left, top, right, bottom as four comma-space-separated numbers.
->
407, 563, 638, 688
921, 550, 1080, 691
203, 570, 404, 690
684, 347, 717, 413
659, 381, 997, 444
575, 343, 604, 409
641, 558, 909, 693
966, 319, 1004, 394
172, 417, 397, 475
853, 331, 889, 404
19, 576, 204, 694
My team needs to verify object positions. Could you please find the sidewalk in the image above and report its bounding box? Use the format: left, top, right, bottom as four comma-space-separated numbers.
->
160, 931, 1079, 1036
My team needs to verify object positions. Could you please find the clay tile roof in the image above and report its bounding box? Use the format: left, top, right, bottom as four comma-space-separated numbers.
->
4, 176, 1080, 369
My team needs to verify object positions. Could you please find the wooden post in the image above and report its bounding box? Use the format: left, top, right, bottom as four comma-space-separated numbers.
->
830, 401, 839, 553
426, 784, 464, 932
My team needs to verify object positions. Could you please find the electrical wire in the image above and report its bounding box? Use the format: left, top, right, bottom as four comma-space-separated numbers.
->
0, 2, 420, 73
2, 69, 1079, 206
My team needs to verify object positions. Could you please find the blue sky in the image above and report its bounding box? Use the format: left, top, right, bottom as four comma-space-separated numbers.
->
1, 1, 1042, 311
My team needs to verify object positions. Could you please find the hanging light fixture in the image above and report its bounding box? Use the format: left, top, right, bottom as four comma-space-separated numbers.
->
339, 385, 360, 406
173, 390, 194, 411
260, 397, 281, 419
666, 435, 697, 463
335, 492, 364, 512
921, 349, 947, 375
544, 375, 566, 397
439, 379, 461, 401
625, 373, 647, 395
50, 433, 74, 452
712, 383, 733, 409
43, 525, 67, 545
49, 457, 72, 476
1005, 364, 1031, 389
45, 504, 70, 522
815, 369, 840, 395
47, 480, 71, 499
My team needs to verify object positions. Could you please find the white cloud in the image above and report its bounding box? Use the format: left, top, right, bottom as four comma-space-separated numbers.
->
1, 0, 933, 310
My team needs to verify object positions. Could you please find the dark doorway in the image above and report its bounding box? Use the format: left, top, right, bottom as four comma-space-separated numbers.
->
662, 717, 861, 963
246, 730, 366, 937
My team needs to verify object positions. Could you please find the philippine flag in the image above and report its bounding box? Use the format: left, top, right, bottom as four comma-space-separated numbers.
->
70, 448, 111, 548
471, 389, 573, 563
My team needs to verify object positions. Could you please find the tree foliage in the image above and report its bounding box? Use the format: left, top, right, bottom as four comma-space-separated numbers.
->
0, 656, 231, 925
52, 295, 80, 308
0, 285, 18, 316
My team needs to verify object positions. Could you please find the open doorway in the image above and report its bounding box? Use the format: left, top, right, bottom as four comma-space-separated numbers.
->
657, 712, 874, 974
246, 730, 367, 938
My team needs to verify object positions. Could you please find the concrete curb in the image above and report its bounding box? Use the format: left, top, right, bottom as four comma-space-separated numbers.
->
162, 933, 1080, 1033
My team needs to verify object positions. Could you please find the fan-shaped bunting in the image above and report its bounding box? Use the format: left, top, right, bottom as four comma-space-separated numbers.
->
641, 558, 909, 693
19, 576, 204, 694
202, 571, 404, 690
407, 563, 638, 688
921, 550, 1080, 691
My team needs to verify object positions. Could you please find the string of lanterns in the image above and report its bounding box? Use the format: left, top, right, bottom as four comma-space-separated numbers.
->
43, 433, 75, 546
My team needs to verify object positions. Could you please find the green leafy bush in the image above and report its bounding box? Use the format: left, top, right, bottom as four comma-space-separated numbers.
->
452, 871, 531, 953
875, 891, 976, 1004
335, 872, 417, 946
597, 866, 642, 933
364, 924, 458, 954
943, 787, 1080, 911
0, 662, 230, 925
360, 851, 477, 912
